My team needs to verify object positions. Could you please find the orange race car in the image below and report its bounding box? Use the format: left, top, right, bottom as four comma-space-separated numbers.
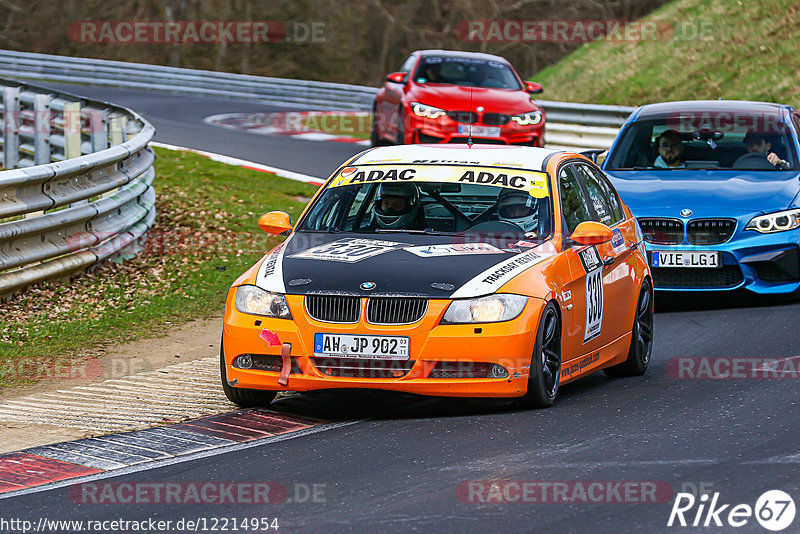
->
221, 144, 653, 408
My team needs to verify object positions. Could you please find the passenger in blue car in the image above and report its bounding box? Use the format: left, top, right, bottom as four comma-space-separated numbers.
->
653, 130, 685, 168
733, 130, 790, 170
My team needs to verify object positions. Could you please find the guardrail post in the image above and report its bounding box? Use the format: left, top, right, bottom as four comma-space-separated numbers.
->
90, 108, 108, 153
109, 116, 127, 146
3, 86, 21, 170
64, 101, 88, 207
33, 93, 53, 165
63, 101, 82, 159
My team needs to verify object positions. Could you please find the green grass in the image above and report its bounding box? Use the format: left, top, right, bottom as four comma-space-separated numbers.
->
532, 0, 800, 107
0, 146, 318, 390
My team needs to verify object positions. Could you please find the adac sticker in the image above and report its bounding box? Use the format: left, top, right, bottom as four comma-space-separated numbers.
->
328, 164, 548, 198
611, 227, 626, 255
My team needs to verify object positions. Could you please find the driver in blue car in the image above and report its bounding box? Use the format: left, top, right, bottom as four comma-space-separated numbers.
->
653, 129, 686, 168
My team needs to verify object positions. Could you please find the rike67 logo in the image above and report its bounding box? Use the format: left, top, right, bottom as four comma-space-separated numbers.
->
668, 490, 795, 531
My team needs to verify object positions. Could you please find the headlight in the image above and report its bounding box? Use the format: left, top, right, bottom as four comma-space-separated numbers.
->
411, 102, 447, 119
441, 294, 528, 324
745, 209, 800, 233
511, 111, 543, 126
234, 285, 292, 318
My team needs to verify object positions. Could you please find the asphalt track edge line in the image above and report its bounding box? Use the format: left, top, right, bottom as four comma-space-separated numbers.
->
0, 420, 359, 500
150, 141, 326, 186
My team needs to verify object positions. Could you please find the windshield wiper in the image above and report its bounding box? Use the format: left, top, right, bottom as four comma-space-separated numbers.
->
375, 228, 455, 235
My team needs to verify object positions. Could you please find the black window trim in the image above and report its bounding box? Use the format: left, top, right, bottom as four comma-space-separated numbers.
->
573, 161, 626, 227
555, 160, 595, 246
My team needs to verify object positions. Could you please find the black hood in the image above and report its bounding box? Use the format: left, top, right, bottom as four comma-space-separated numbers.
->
258, 232, 549, 299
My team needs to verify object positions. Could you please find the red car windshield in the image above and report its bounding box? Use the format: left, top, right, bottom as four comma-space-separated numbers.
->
413, 57, 522, 90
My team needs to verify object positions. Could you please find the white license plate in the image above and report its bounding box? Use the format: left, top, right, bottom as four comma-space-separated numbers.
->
313, 333, 410, 360
651, 251, 720, 268
458, 124, 501, 137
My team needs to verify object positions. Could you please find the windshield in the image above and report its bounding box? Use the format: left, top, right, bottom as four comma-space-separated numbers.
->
412, 57, 522, 90
606, 116, 798, 171
297, 164, 552, 239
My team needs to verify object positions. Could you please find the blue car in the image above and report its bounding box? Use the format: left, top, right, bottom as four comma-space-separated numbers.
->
601, 100, 800, 295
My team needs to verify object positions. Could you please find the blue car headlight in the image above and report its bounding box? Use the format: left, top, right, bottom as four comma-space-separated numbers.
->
234, 285, 292, 318
511, 111, 543, 126
441, 294, 528, 324
411, 102, 447, 119
745, 209, 800, 233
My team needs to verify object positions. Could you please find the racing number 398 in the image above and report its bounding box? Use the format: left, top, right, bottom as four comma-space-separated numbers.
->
584, 269, 603, 342
314, 243, 383, 257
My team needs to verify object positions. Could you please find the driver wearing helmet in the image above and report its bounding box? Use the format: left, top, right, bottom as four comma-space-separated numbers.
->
497, 189, 539, 233
374, 182, 427, 230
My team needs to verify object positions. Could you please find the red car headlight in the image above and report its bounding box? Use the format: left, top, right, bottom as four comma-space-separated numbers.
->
411, 102, 447, 119
511, 111, 543, 126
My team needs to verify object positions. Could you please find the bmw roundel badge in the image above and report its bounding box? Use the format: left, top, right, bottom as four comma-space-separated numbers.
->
360, 281, 376, 290
680, 209, 692, 217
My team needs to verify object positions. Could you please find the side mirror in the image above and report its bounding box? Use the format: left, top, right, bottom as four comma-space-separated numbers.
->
580, 149, 607, 164
386, 72, 407, 84
258, 211, 293, 235
569, 221, 613, 246
525, 81, 543, 94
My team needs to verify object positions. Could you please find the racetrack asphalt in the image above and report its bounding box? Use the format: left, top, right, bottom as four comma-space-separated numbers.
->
2, 83, 798, 533
44, 83, 363, 178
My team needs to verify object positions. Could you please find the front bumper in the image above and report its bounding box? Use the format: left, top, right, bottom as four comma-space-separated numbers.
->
646, 233, 800, 294
406, 113, 543, 146
222, 292, 545, 398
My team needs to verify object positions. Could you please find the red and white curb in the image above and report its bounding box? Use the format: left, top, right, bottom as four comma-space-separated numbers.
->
0, 411, 352, 497
152, 142, 327, 187
204, 111, 371, 146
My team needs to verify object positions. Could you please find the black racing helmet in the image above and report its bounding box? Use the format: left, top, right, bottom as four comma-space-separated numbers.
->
374, 182, 421, 229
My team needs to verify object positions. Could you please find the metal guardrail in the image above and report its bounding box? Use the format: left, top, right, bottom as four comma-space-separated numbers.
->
537, 100, 634, 150
0, 49, 377, 112
0, 76, 156, 299
0, 49, 634, 149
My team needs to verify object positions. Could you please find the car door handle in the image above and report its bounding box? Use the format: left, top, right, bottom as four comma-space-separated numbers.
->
603, 255, 615, 267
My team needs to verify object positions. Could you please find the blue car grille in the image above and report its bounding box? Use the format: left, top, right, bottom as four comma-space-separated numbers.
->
639, 218, 684, 245
687, 219, 736, 245
652, 265, 744, 288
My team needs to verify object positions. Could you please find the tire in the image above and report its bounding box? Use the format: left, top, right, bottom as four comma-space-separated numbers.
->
395, 106, 406, 145
369, 103, 385, 147
220, 339, 277, 407
516, 301, 561, 409
604, 280, 654, 377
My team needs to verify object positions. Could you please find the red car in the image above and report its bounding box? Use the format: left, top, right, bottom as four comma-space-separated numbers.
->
371, 50, 545, 147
